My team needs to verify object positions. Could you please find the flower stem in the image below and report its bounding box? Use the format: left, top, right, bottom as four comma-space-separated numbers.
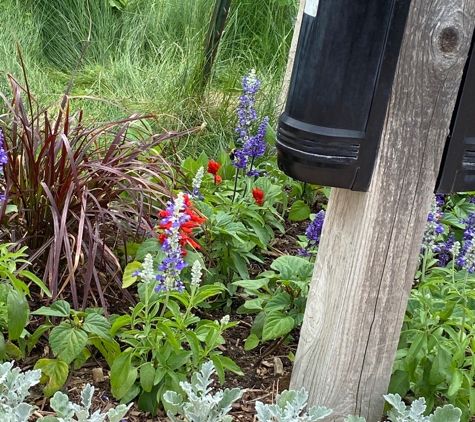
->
160, 290, 170, 317
232, 168, 240, 203
242, 156, 255, 198
460, 271, 468, 343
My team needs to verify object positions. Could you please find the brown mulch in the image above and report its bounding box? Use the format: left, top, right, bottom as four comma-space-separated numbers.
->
24, 317, 296, 422
19, 204, 320, 421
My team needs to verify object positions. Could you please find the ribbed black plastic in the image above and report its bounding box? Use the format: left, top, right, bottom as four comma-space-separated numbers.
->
276, 0, 412, 191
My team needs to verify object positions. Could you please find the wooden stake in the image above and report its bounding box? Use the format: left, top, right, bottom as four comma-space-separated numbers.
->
289, 1, 475, 420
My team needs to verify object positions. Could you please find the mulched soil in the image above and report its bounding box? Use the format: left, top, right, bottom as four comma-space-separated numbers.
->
21, 217, 312, 421
25, 317, 296, 421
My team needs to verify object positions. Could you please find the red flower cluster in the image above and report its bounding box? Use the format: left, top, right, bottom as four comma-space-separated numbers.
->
207, 160, 222, 184
252, 188, 265, 206
157, 194, 206, 251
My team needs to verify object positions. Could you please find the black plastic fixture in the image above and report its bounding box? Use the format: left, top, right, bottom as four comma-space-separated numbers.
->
276, 0, 412, 191
436, 31, 475, 194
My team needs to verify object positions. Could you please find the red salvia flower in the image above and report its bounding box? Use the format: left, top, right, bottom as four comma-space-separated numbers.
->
157, 194, 206, 250
252, 188, 265, 206
207, 160, 220, 175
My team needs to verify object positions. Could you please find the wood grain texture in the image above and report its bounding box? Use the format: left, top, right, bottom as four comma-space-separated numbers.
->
277, 0, 305, 115
289, 1, 475, 420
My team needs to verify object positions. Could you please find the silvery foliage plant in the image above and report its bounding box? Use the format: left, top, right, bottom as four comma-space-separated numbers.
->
0, 361, 131, 422
0, 361, 42, 422
383, 393, 461, 422
37, 384, 132, 422
163, 360, 243, 422
255, 388, 332, 422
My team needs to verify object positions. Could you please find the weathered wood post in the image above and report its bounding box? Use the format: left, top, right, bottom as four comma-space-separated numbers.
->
289, 1, 475, 421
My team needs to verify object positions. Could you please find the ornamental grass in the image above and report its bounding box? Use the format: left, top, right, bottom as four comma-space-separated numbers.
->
0, 61, 198, 313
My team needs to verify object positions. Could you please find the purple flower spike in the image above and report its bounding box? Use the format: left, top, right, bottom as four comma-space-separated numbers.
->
433, 232, 455, 267
242, 116, 268, 159
231, 149, 248, 170
155, 193, 189, 293
422, 196, 444, 250
234, 69, 261, 145
298, 210, 325, 256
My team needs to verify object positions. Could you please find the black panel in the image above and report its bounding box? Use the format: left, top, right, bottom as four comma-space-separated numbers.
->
436, 32, 475, 193
276, 0, 412, 191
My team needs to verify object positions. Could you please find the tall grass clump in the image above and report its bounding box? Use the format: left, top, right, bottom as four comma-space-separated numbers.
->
8, 0, 297, 155
0, 59, 199, 313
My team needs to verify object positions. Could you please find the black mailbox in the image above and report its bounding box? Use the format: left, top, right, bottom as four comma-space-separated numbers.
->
276, 0, 412, 191
436, 35, 475, 194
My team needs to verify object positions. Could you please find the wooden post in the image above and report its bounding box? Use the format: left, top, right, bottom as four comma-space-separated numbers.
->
289, 1, 475, 421
277, 0, 305, 114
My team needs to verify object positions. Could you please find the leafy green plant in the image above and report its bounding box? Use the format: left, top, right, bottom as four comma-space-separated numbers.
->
163, 360, 243, 422
0, 243, 51, 361
389, 193, 475, 421
180, 151, 285, 288
233, 255, 314, 353
38, 384, 132, 422
111, 254, 242, 415
29, 300, 119, 397
0, 61, 198, 312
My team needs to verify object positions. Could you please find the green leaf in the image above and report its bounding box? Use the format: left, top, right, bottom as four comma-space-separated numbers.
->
210, 355, 243, 381
236, 298, 264, 313
250, 312, 266, 338
18, 270, 52, 297
264, 122, 276, 146
5, 342, 23, 360
441, 212, 466, 230
470, 386, 475, 415
447, 369, 463, 397
231, 253, 250, 280
405, 332, 426, 364
137, 383, 161, 416
244, 334, 260, 351
184, 330, 201, 366
49, 323, 89, 364
168, 351, 193, 371
140, 362, 155, 393
232, 278, 270, 291
7, 289, 28, 340
110, 349, 138, 400
270, 255, 314, 282
387, 370, 410, 397
122, 261, 142, 289
110, 314, 132, 337
191, 284, 225, 307
32, 300, 71, 317
136, 238, 162, 261
83, 313, 113, 342
429, 344, 452, 385
246, 220, 270, 248
0, 332, 5, 360
264, 292, 291, 312
157, 322, 181, 351
262, 311, 294, 342
288, 200, 311, 221
109, 0, 127, 10
34, 358, 69, 397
